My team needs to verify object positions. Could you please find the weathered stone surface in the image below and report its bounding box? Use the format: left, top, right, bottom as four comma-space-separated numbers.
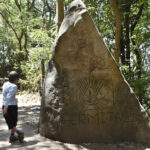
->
40, 0, 150, 145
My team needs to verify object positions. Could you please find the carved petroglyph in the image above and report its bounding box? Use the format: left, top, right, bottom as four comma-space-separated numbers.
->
60, 111, 141, 127
77, 76, 103, 99
75, 76, 114, 108
78, 39, 86, 49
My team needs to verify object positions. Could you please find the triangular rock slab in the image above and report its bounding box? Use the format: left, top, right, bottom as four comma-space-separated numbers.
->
40, 0, 150, 145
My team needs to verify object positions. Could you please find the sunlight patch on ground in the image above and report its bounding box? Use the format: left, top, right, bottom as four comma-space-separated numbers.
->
16, 93, 41, 107
0, 123, 8, 130
0, 141, 11, 146
64, 143, 89, 150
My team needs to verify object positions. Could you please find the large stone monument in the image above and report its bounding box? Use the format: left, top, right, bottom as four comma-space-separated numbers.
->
40, 0, 150, 145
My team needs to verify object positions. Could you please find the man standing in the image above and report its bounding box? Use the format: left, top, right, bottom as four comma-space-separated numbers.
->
2, 71, 24, 143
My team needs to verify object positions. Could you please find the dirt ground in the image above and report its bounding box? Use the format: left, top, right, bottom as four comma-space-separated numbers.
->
0, 92, 150, 150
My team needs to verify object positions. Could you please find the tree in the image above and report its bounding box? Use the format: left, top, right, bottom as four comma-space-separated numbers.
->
110, 0, 122, 64
56, 0, 64, 32
0, 0, 36, 74
0, 0, 56, 91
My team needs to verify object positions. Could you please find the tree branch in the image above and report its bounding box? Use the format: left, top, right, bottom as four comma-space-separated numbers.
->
0, 11, 19, 40
29, 0, 36, 11
46, 0, 51, 12
15, 0, 21, 11
131, 4, 144, 33
46, 0, 52, 31
19, 29, 24, 41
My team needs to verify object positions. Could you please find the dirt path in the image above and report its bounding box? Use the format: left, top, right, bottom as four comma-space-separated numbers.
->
0, 93, 150, 150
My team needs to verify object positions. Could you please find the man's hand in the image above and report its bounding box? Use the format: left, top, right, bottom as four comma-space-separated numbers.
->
3, 108, 8, 116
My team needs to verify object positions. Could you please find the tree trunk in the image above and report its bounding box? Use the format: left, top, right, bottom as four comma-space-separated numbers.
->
120, 29, 125, 65
110, 0, 122, 64
124, 4, 131, 75
24, 31, 28, 60
41, 59, 45, 85
2, 43, 5, 78
56, 0, 64, 32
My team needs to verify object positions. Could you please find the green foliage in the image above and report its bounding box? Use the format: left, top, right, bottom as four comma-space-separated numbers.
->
0, 0, 56, 92
20, 27, 56, 92
120, 64, 150, 114
131, 72, 150, 114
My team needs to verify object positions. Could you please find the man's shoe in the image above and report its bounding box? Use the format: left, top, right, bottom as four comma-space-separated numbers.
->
9, 135, 18, 143
18, 132, 24, 143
